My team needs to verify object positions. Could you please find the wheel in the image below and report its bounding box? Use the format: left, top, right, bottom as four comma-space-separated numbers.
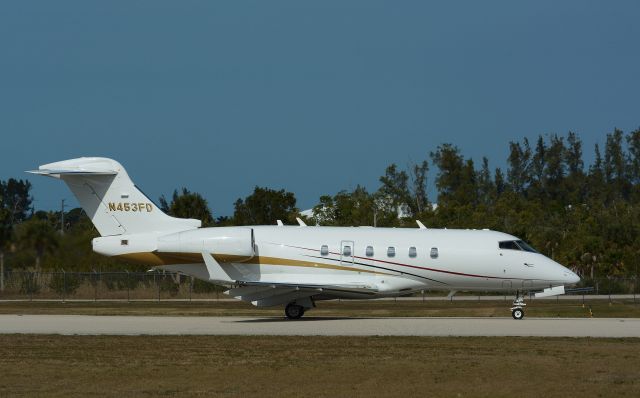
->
512, 308, 524, 320
285, 303, 305, 320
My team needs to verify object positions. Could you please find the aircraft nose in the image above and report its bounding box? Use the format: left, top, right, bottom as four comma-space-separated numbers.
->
547, 258, 580, 285
565, 271, 580, 284
559, 267, 580, 284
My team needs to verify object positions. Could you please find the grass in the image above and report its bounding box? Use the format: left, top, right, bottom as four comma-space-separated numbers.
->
0, 298, 639, 318
0, 335, 638, 397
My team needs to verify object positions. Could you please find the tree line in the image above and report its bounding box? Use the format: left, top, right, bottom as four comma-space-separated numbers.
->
1, 127, 639, 281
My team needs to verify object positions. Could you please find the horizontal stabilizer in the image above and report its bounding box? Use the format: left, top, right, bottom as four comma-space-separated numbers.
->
27, 158, 119, 179
28, 169, 117, 177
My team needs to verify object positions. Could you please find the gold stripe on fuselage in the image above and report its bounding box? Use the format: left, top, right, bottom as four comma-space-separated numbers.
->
114, 252, 388, 275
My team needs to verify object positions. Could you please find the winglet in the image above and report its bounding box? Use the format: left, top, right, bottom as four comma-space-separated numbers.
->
201, 252, 234, 283
296, 217, 307, 227
416, 220, 427, 229
276, 220, 284, 226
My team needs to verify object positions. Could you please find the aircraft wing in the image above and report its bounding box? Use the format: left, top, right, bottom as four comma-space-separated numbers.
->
237, 281, 379, 294
225, 281, 379, 307
203, 251, 380, 306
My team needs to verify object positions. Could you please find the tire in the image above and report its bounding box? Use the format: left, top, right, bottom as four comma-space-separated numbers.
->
285, 303, 305, 320
512, 308, 524, 320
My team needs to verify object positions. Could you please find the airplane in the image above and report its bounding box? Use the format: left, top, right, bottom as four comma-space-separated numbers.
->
29, 157, 580, 320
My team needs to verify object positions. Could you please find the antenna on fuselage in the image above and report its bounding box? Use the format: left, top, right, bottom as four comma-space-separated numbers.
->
416, 220, 427, 229
276, 220, 284, 226
296, 217, 307, 227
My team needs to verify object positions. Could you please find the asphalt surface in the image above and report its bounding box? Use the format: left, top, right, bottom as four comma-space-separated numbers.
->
1, 315, 639, 337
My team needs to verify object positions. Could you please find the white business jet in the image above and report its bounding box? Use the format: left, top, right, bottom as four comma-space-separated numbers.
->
29, 157, 579, 320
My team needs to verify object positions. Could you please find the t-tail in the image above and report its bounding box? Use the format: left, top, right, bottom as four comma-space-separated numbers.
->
28, 157, 201, 236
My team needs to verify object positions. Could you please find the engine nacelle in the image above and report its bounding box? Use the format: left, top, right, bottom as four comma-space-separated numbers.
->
156, 227, 255, 261
93, 233, 159, 257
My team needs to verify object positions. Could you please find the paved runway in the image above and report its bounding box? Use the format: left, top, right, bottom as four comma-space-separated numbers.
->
1, 315, 639, 337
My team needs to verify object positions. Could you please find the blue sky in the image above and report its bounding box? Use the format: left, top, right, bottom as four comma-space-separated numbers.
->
1, 1, 639, 216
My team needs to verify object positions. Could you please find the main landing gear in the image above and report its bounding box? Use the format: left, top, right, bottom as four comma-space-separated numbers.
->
510, 291, 526, 320
285, 303, 305, 320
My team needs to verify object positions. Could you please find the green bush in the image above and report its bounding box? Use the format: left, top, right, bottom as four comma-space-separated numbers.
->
103, 273, 140, 291
49, 272, 81, 297
157, 274, 179, 296
598, 278, 632, 294
192, 278, 223, 293
19, 272, 40, 295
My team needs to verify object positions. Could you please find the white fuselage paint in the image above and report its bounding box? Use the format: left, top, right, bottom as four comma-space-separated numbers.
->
243, 226, 577, 293
95, 225, 579, 298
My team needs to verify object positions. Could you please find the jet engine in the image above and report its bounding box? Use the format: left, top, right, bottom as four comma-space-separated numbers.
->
156, 227, 255, 261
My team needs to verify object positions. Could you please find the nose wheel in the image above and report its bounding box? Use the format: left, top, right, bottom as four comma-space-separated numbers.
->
510, 291, 526, 320
511, 307, 524, 320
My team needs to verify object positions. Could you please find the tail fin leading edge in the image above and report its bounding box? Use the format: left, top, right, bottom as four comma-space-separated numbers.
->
29, 157, 201, 236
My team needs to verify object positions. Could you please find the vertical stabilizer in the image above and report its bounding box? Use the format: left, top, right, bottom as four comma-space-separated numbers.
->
29, 157, 201, 236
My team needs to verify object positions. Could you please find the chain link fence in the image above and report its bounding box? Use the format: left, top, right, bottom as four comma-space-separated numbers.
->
0, 270, 227, 301
0, 270, 638, 301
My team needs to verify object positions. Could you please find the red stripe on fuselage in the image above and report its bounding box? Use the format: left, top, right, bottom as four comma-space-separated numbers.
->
286, 244, 514, 280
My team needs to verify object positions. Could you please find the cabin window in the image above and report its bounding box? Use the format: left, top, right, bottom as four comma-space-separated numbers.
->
408, 246, 417, 258
387, 247, 396, 257
365, 246, 374, 257
430, 247, 438, 259
320, 245, 329, 256
121, 240, 129, 246
343, 245, 352, 257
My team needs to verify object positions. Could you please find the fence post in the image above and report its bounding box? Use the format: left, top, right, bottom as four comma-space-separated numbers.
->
189, 276, 192, 302
157, 273, 160, 303
29, 272, 33, 301
126, 271, 130, 303
62, 270, 66, 303
93, 270, 98, 302
0, 252, 4, 293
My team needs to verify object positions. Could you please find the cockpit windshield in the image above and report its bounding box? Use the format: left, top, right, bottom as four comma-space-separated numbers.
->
498, 240, 538, 253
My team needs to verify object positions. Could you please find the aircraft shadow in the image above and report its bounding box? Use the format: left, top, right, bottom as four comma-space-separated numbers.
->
232, 316, 373, 323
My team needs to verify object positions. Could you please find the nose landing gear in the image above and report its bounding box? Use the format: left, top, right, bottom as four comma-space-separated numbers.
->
510, 291, 526, 320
